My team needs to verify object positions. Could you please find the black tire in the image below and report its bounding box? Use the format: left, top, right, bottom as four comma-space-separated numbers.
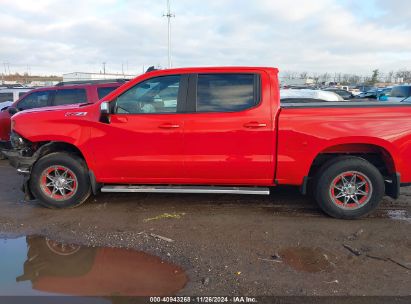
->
30, 152, 91, 209
314, 157, 384, 219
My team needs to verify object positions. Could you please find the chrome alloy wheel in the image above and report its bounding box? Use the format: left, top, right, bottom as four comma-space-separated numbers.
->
40, 166, 78, 201
329, 171, 372, 210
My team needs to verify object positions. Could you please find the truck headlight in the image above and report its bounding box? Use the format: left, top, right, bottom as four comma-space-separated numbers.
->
10, 132, 28, 150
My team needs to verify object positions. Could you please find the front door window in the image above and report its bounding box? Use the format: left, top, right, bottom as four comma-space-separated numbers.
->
115, 75, 181, 114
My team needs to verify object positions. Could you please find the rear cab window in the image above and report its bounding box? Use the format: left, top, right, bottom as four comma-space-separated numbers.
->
195, 74, 260, 112
54, 89, 87, 106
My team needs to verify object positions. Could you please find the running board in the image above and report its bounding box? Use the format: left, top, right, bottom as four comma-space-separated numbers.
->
101, 185, 270, 195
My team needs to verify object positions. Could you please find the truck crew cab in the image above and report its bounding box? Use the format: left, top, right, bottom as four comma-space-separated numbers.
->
3, 67, 411, 219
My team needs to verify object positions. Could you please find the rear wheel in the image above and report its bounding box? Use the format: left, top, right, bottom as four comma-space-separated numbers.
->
30, 153, 91, 209
314, 157, 384, 219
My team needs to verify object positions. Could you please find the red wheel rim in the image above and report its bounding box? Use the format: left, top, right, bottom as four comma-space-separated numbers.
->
329, 171, 372, 210
40, 166, 78, 201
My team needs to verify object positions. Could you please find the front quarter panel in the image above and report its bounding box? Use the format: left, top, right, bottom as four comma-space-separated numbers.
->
11, 105, 99, 171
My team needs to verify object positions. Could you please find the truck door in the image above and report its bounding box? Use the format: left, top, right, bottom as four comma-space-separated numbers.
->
91, 75, 188, 183
183, 72, 276, 185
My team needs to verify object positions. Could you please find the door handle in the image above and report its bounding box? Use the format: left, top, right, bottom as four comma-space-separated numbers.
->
244, 122, 267, 128
159, 123, 180, 129
111, 116, 128, 123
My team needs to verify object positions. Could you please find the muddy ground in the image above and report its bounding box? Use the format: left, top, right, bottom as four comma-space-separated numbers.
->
0, 159, 410, 297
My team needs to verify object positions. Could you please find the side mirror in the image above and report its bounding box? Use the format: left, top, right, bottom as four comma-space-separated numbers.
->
100, 102, 110, 114
100, 102, 111, 124
8, 107, 19, 116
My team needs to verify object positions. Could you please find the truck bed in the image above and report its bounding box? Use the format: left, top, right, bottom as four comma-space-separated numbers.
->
276, 102, 411, 186
281, 100, 411, 108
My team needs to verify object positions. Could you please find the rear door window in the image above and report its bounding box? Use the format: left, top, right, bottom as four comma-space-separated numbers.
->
196, 74, 259, 112
17, 91, 51, 110
54, 89, 87, 106
0, 93, 13, 103
97, 87, 118, 99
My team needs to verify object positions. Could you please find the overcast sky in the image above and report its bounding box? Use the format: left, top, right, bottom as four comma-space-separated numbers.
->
0, 0, 410, 76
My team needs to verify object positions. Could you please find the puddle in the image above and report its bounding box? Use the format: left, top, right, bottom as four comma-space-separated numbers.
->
386, 210, 411, 223
0, 236, 187, 297
370, 208, 411, 222
278, 247, 335, 273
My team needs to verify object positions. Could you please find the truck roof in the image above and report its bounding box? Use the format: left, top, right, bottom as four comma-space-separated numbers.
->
145, 66, 279, 74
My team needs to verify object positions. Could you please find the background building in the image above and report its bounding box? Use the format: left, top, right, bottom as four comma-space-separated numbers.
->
63, 72, 137, 82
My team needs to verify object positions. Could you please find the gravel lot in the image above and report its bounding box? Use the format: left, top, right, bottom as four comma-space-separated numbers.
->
0, 159, 410, 297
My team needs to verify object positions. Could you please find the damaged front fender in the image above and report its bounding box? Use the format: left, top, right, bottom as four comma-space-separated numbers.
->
3, 143, 53, 172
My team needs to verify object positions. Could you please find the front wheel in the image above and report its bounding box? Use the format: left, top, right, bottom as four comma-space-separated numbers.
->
314, 157, 385, 219
30, 152, 91, 209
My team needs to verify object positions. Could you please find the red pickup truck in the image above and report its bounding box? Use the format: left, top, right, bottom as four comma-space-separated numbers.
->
3, 67, 411, 219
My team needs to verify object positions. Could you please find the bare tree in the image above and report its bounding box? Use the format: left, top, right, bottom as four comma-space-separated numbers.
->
348, 75, 361, 85
385, 71, 394, 83
396, 70, 411, 82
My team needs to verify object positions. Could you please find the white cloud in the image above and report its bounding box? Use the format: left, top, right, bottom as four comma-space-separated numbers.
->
0, 0, 410, 76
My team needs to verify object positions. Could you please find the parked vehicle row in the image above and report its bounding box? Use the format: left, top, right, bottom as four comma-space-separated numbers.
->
280, 89, 344, 102
283, 84, 411, 103
3, 66, 411, 220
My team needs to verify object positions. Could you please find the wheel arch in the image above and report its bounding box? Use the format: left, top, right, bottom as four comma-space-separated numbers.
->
304, 142, 399, 199
37, 141, 87, 162
308, 143, 396, 178
35, 141, 99, 195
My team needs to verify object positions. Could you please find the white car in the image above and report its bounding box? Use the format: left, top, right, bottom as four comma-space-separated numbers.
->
280, 89, 344, 102
0, 88, 32, 107
0, 101, 13, 110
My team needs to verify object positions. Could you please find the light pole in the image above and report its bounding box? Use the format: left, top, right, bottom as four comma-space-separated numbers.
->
163, 0, 175, 68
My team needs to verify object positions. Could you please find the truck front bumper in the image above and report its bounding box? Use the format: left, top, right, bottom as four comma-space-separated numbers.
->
1, 144, 42, 201
2, 148, 38, 173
